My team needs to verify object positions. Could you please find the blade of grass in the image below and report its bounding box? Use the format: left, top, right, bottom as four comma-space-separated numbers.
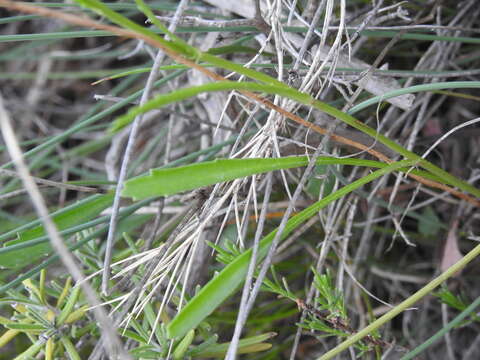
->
122, 156, 439, 200
348, 81, 480, 114
358, 29, 480, 45
4, 26, 480, 44
0, 194, 112, 243
0, 194, 114, 268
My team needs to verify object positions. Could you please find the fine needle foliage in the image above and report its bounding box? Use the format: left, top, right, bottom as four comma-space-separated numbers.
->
0, 1, 479, 360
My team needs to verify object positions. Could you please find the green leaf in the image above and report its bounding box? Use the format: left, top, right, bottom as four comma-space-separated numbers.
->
173, 329, 195, 360
0, 328, 21, 348
122, 156, 390, 200
17, 194, 113, 242
348, 81, 480, 115
56, 277, 72, 309
13, 339, 44, 360
434, 287, 468, 311
57, 286, 81, 326
0, 194, 114, 268
186, 334, 218, 357
0, 296, 43, 307
197, 343, 272, 357
134, 0, 186, 47
418, 206, 441, 236
109, 81, 304, 133
306, 165, 335, 198
21, 279, 43, 303
60, 336, 81, 360
166, 160, 416, 339
191, 332, 275, 357
129, 345, 161, 359
4, 323, 46, 332
128, 319, 151, 345
121, 329, 148, 344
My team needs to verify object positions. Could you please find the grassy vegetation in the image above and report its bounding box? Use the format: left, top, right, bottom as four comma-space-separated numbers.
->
0, 0, 479, 359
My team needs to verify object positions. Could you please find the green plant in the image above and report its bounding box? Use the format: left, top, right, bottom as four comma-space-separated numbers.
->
0, 1, 479, 359
0, 271, 91, 359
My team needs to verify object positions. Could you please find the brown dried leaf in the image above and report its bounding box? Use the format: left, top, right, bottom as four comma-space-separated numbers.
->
440, 219, 463, 275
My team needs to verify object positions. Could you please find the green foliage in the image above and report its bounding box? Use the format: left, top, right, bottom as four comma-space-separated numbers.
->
434, 286, 480, 324
312, 270, 347, 319
122, 156, 395, 200
418, 206, 441, 237
0, 194, 114, 268
306, 165, 335, 198
261, 270, 297, 303
296, 270, 382, 357
172, 329, 195, 359
435, 286, 469, 311
188, 332, 275, 358
1, 1, 480, 359
348, 81, 480, 115
0, 271, 89, 359
166, 160, 417, 339
207, 239, 243, 265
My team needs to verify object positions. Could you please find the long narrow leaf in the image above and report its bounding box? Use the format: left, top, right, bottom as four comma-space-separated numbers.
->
348, 81, 480, 114
192, 332, 275, 357
122, 156, 396, 200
